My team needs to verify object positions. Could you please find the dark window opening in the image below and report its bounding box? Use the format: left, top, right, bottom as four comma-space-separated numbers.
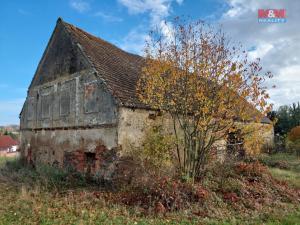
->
227, 128, 245, 159
85, 152, 96, 164
85, 152, 96, 176
148, 113, 156, 120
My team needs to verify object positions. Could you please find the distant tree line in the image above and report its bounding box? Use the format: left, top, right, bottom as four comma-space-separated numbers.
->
268, 102, 300, 135
0, 129, 19, 140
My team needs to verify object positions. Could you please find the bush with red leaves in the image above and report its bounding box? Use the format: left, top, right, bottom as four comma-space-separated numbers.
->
118, 177, 208, 212
234, 161, 267, 178
223, 192, 239, 203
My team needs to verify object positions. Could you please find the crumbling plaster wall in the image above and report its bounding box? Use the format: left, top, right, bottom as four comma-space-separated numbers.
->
117, 107, 227, 161
117, 107, 174, 153
20, 68, 119, 174
21, 69, 117, 129
117, 107, 274, 156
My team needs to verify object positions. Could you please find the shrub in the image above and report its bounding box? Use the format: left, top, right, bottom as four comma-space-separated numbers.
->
221, 177, 243, 195
241, 123, 273, 155
286, 126, 300, 156
126, 125, 176, 177
234, 161, 267, 178
1, 157, 87, 190
286, 139, 300, 156
288, 126, 300, 142
119, 177, 207, 212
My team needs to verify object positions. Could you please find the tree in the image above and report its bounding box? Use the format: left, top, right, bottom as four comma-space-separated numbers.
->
272, 102, 300, 135
286, 126, 300, 156
137, 18, 273, 180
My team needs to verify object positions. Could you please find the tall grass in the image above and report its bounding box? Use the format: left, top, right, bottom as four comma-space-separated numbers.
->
0, 157, 90, 191
259, 153, 300, 188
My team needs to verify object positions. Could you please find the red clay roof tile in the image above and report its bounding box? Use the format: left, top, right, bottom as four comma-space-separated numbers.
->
0, 136, 19, 149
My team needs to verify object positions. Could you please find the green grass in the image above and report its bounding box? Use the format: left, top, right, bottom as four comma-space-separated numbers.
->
0, 156, 16, 167
0, 155, 299, 225
259, 153, 300, 188
0, 157, 8, 166
269, 168, 300, 188
0, 182, 298, 225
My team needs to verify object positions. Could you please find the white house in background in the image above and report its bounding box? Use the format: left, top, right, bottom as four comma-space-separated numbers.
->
0, 135, 19, 156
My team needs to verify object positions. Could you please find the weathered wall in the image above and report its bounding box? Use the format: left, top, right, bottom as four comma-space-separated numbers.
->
20, 128, 118, 176
21, 69, 118, 129
20, 21, 119, 175
117, 107, 174, 152
117, 107, 274, 156
117, 107, 227, 162
29, 20, 90, 88
20, 68, 119, 175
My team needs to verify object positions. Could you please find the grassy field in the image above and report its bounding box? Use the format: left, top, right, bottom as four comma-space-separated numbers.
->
0, 154, 299, 225
259, 153, 300, 188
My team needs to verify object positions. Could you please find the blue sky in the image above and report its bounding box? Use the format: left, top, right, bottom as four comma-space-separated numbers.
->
0, 0, 299, 125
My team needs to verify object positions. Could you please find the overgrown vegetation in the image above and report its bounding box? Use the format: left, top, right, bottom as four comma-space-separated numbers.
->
268, 102, 300, 155
0, 160, 89, 192
259, 153, 300, 188
126, 125, 176, 177
137, 17, 273, 180
0, 155, 299, 224
286, 126, 300, 156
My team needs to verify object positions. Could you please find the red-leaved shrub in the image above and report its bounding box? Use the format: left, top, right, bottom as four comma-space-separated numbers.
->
288, 126, 300, 142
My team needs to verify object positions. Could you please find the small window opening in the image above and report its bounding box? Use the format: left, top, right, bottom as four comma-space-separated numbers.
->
227, 128, 245, 159
85, 152, 96, 175
85, 152, 96, 164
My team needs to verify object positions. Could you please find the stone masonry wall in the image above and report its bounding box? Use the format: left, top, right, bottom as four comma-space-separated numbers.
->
117, 107, 274, 157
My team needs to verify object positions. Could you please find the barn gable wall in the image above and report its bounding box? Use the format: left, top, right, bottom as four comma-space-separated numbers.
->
20, 20, 119, 175
29, 20, 90, 88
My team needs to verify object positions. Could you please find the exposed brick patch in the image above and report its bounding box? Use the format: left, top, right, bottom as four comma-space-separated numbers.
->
63, 150, 85, 172
63, 144, 118, 177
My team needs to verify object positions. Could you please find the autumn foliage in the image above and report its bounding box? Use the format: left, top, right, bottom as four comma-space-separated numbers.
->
286, 126, 300, 156
288, 126, 300, 142
137, 17, 273, 180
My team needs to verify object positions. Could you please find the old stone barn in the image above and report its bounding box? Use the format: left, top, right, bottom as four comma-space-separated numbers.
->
20, 18, 273, 178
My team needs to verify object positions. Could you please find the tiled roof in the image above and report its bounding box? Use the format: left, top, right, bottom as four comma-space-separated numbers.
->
61, 19, 148, 108
0, 136, 19, 149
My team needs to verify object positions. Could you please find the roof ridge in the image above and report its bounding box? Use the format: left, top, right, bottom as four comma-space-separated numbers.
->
60, 19, 143, 61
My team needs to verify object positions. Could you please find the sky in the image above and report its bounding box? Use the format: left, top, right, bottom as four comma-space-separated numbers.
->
0, 0, 299, 125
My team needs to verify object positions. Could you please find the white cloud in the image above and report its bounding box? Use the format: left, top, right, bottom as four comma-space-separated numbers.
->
219, 0, 300, 107
118, 0, 183, 53
248, 42, 274, 60
119, 0, 170, 16
118, 28, 150, 54
118, 0, 174, 26
269, 65, 300, 108
159, 20, 174, 40
69, 0, 90, 13
94, 11, 123, 22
